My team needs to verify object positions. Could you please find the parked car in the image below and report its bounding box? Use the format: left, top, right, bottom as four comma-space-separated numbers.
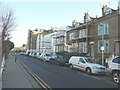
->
20, 52, 26, 55
69, 56, 106, 75
49, 55, 68, 66
29, 52, 33, 56
32, 53, 37, 58
35, 52, 41, 59
107, 56, 120, 84
40, 53, 52, 62
26, 52, 30, 56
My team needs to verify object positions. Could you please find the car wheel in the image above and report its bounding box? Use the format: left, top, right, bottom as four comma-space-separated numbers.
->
70, 64, 73, 69
86, 68, 91, 75
112, 71, 120, 84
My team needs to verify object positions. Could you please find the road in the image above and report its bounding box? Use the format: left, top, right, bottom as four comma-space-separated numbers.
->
17, 54, 118, 88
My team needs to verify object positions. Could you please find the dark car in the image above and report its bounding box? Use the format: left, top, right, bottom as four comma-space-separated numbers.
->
49, 55, 68, 66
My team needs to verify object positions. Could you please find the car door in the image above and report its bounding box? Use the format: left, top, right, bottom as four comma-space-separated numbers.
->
112, 57, 120, 70
78, 58, 86, 71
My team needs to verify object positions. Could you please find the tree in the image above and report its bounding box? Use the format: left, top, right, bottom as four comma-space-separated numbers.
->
0, 4, 16, 40
0, 3, 16, 56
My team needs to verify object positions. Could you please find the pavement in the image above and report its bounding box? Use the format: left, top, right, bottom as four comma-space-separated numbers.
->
2, 53, 41, 88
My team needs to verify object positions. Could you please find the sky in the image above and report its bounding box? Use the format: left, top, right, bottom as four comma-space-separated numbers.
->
1, 0, 119, 47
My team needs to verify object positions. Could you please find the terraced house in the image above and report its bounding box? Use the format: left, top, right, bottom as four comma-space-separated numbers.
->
66, 5, 120, 63
52, 29, 67, 53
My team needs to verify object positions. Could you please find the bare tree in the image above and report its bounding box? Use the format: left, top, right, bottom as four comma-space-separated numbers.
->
0, 3, 16, 57
0, 3, 16, 40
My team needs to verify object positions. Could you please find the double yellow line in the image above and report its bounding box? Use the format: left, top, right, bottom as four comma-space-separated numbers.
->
18, 59, 53, 90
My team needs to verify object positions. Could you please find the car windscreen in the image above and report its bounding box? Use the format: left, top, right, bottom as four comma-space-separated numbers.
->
46, 54, 51, 56
85, 58, 93, 63
112, 57, 120, 64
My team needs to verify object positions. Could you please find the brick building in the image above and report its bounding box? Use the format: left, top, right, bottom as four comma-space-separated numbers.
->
66, 5, 120, 63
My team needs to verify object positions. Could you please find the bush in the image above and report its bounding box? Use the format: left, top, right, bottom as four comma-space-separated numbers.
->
3, 40, 14, 57
56, 52, 78, 61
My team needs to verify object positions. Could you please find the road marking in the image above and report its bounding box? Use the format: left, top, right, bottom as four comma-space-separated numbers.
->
18, 59, 53, 90
28, 69, 47, 88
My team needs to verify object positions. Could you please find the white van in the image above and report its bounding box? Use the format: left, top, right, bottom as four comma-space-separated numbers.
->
69, 56, 106, 74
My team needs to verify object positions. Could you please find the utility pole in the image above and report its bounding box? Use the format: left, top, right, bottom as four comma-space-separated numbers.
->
39, 35, 40, 53
100, 23, 104, 66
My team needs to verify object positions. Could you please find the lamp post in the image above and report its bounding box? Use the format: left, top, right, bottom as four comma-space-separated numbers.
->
101, 46, 104, 66
100, 23, 104, 66
39, 35, 40, 53
90, 41, 94, 59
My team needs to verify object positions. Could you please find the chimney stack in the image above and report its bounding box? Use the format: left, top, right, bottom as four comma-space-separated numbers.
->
102, 5, 108, 16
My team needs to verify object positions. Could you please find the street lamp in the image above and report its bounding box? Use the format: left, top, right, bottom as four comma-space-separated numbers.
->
101, 46, 104, 66
100, 23, 104, 66
39, 35, 41, 53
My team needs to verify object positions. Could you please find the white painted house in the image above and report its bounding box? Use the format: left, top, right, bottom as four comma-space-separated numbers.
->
36, 32, 57, 54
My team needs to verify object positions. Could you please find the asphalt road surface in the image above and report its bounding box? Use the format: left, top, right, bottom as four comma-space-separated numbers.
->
17, 54, 119, 88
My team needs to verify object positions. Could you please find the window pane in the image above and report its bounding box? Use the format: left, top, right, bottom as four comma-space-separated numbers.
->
98, 24, 103, 36
79, 58, 84, 62
98, 23, 109, 36
112, 57, 120, 64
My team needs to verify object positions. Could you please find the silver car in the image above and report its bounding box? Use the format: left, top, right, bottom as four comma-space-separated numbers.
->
107, 56, 120, 84
40, 53, 52, 62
